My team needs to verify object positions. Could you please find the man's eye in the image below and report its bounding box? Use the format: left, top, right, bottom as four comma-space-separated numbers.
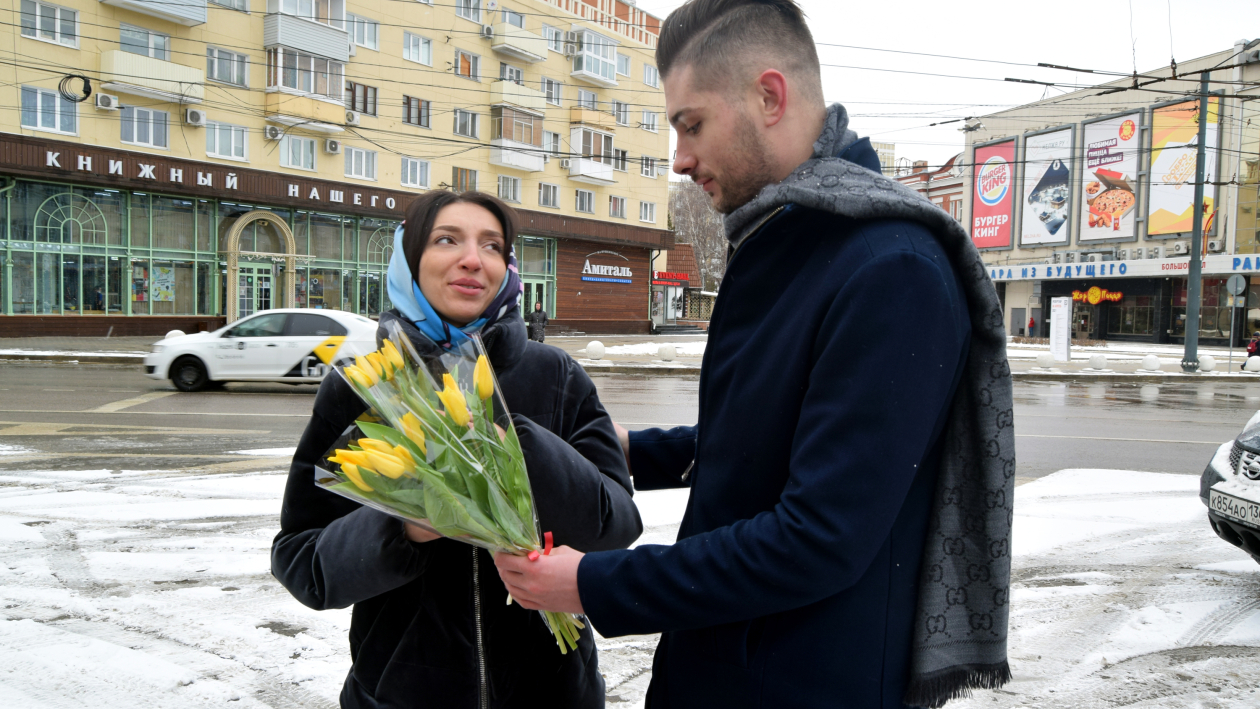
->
687, 122, 700, 135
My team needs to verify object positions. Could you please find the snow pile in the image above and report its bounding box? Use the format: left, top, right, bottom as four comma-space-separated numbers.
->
580, 342, 707, 357
0, 444, 32, 457
229, 448, 298, 457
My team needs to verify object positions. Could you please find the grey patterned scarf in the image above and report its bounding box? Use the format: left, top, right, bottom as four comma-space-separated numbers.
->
725, 104, 1015, 708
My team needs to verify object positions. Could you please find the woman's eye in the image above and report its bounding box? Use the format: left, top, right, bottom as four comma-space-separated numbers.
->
434, 235, 455, 245
483, 241, 503, 252
687, 122, 700, 135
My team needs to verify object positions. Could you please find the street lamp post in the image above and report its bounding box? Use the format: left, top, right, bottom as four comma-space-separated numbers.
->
1182, 71, 1212, 373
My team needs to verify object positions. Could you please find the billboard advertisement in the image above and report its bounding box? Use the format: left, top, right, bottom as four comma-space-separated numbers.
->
1079, 112, 1142, 241
972, 139, 1016, 249
1148, 98, 1220, 236
1020, 127, 1073, 246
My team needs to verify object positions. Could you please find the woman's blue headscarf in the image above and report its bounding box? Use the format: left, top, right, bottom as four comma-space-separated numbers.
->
386, 224, 523, 349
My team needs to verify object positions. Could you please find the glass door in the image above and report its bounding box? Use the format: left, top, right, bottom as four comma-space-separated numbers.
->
238, 264, 275, 318
522, 280, 547, 315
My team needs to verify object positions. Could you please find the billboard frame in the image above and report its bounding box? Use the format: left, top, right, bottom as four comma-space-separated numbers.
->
1143, 91, 1226, 241
1077, 108, 1146, 246
971, 135, 1018, 252
1019, 123, 1076, 249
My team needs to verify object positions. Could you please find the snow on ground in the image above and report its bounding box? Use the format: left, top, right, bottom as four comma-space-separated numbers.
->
0, 350, 146, 357
579, 342, 707, 357
0, 444, 32, 457
1007, 340, 1244, 364
228, 448, 297, 457
1, 462, 1258, 708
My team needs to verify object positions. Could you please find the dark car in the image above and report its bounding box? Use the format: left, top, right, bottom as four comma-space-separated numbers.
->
1201, 412, 1260, 564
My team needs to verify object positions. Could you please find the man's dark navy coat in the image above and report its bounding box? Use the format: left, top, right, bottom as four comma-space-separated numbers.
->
577, 141, 973, 708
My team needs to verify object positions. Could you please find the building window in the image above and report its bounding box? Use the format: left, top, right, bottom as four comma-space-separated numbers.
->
541, 77, 562, 105
612, 100, 629, 125
281, 135, 316, 170
121, 106, 168, 148
452, 167, 477, 192
403, 95, 430, 127
542, 25, 562, 52
575, 128, 613, 162
616, 53, 630, 76
544, 131, 561, 155
266, 48, 344, 101
345, 81, 377, 115
210, 0, 246, 10
121, 25, 168, 60
20, 86, 76, 134
640, 201, 657, 223
403, 32, 432, 65
502, 8, 524, 27
498, 175, 521, 203
453, 109, 479, 138
345, 146, 377, 180
577, 89, 598, 110
613, 149, 628, 172
641, 157, 657, 177
609, 195, 626, 218
644, 64, 659, 88
19, 0, 76, 47
206, 122, 247, 160
278, 0, 343, 28
575, 189, 594, 214
347, 14, 379, 50
573, 30, 616, 84
207, 47, 247, 86
539, 182, 559, 208
492, 106, 541, 146
455, 50, 480, 80
402, 157, 429, 188
642, 110, 658, 132
500, 63, 524, 85
455, 0, 481, 22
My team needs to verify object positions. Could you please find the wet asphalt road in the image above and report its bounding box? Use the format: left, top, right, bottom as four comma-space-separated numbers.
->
0, 362, 1257, 480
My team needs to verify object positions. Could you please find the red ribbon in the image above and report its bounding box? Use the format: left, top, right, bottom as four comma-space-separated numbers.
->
527, 531, 554, 562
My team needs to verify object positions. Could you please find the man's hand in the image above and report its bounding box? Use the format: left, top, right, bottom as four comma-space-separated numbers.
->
493, 545, 585, 614
612, 421, 632, 473
404, 522, 441, 544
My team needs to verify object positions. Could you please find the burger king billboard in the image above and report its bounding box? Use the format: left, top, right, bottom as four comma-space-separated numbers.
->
971, 138, 1016, 249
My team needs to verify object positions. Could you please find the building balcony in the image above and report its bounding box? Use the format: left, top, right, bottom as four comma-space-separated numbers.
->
570, 107, 616, 131
264, 92, 346, 132
99, 0, 205, 26
569, 157, 615, 186
100, 51, 204, 103
490, 81, 547, 114
490, 139, 545, 173
264, 13, 349, 63
491, 23, 547, 63
570, 61, 618, 89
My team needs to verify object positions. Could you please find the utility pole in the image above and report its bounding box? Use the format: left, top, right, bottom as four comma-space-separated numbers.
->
1181, 71, 1211, 373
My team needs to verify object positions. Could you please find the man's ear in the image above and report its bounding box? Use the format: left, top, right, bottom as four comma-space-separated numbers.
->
754, 69, 790, 128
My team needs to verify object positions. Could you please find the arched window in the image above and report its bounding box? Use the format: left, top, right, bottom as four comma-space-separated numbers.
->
35, 192, 109, 244
366, 227, 393, 265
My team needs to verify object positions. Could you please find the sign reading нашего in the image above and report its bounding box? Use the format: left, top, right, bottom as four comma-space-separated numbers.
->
988, 254, 1260, 282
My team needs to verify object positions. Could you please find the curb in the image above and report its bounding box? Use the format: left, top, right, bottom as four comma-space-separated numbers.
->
1012, 371, 1260, 384
0, 352, 146, 365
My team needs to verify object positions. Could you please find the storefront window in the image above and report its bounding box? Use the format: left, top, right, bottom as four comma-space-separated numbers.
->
310, 212, 345, 260
197, 262, 213, 315
309, 268, 348, 310
518, 235, 555, 317
107, 256, 123, 313
130, 193, 150, 248
1172, 278, 1231, 339
12, 250, 33, 314
150, 260, 196, 315
152, 196, 196, 251
1106, 296, 1155, 336
130, 259, 149, 313
197, 200, 213, 252
35, 251, 60, 313
62, 253, 80, 313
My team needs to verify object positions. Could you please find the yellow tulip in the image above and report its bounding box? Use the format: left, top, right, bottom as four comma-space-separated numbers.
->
355, 355, 381, 385
341, 463, 373, 492
329, 449, 370, 468
474, 354, 494, 400
382, 340, 406, 374
400, 412, 427, 454
344, 365, 374, 389
366, 351, 393, 380
365, 450, 407, 479
393, 445, 417, 467
358, 438, 394, 454
437, 373, 470, 428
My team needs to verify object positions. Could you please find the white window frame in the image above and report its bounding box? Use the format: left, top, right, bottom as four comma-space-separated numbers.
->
640, 201, 657, 223
453, 109, 479, 138
206, 121, 248, 161
612, 100, 629, 126
575, 189, 595, 214
120, 105, 169, 149
266, 47, 345, 101
401, 156, 429, 188
19, 0, 77, 48
573, 29, 617, 84
210, 0, 247, 11
642, 110, 659, 133
347, 13, 379, 51
617, 53, 631, 77
455, 49, 481, 81
403, 32, 432, 65
20, 85, 76, 135
278, 0, 344, 28
498, 175, 521, 203
644, 64, 659, 88
613, 149, 628, 172
502, 8, 524, 28
577, 89, 598, 111
500, 62, 524, 85
455, 0, 481, 22
544, 131, 562, 156
542, 25, 562, 52
121, 24, 169, 60
207, 47, 248, 87
609, 195, 626, 219
641, 156, 657, 178
345, 146, 377, 180
280, 134, 316, 171
541, 78, 562, 106
539, 182, 559, 208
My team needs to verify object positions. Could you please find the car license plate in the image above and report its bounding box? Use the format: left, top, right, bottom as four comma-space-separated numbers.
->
1209, 487, 1260, 531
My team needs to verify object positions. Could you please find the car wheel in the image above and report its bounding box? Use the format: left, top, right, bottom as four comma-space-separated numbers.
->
170, 356, 212, 392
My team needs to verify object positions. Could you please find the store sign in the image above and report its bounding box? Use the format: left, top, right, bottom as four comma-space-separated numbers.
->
1020, 128, 1073, 246
1071, 287, 1123, 304
1080, 113, 1141, 241
581, 250, 633, 284
971, 139, 1015, 249
652, 270, 689, 286
1148, 99, 1220, 236
988, 254, 1247, 282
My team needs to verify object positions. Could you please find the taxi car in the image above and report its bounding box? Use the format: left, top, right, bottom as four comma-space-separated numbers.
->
1201, 409, 1260, 565
144, 309, 380, 392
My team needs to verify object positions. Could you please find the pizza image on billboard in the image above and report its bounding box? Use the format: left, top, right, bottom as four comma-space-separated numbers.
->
972, 139, 1015, 249
1079, 113, 1141, 241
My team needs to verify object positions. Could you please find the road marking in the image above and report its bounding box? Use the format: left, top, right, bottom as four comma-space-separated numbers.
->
1016, 434, 1224, 445
86, 391, 178, 413
0, 421, 263, 436
0, 409, 309, 418
42, 388, 75, 392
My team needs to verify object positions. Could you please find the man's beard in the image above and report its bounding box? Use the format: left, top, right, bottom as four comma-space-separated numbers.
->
710, 111, 777, 214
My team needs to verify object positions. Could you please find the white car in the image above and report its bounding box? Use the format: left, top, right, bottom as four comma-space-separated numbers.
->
144, 309, 380, 392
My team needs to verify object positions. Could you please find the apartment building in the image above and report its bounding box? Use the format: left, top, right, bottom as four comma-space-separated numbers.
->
0, 0, 672, 335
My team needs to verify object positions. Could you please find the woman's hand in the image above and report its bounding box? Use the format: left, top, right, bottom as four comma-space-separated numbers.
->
404, 522, 442, 544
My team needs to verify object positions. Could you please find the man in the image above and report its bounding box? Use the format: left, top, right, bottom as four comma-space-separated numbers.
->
528, 300, 549, 342
495, 2, 1015, 707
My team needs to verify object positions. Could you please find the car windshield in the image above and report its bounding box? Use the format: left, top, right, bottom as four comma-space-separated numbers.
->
230, 313, 287, 338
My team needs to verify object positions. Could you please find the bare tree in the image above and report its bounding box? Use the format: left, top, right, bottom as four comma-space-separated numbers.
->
668, 180, 727, 291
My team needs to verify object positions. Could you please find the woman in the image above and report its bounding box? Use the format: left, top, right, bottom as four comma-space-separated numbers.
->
528, 301, 549, 342
271, 191, 642, 709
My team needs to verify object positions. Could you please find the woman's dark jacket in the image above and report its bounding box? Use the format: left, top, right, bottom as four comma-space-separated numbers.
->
527, 308, 549, 341
271, 309, 642, 709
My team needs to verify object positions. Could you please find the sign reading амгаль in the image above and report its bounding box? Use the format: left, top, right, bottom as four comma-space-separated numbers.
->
581, 250, 633, 284
987, 254, 1254, 282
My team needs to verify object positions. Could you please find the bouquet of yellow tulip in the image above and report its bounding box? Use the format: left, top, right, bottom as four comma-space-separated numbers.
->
313, 321, 586, 653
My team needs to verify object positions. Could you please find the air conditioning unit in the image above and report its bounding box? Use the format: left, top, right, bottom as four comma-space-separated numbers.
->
348, 40, 356, 57
324, 139, 342, 154
1148, 246, 1163, 259
1087, 253, 1102, 263
1118, 249, 1129, 260
1132, 247, 1144, 259
1064, 251, 1077, 263
1051, 252, 1063, 264
559, 158, 572, 169
1208, 239, 1226, 253
563, 43, 578, 58
481, 25, 494, 40
94, 93, 119, 111
1173, 241, 1190, 255
184, 108, 207, 127
263, 125, 283, 141
345, 110, 361, 127
542, 154, 551, 164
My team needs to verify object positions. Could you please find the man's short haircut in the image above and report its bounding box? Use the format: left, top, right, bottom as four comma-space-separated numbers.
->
656, 0, 822, 103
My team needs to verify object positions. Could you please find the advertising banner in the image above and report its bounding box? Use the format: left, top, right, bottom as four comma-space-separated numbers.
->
152, 266, 175, 302
1020, 128, 1073, 246
1080, 112, 1142, 241
971, 139, 1016, 249
1148, 98, 1220, 236
1050, 297, 1072, 362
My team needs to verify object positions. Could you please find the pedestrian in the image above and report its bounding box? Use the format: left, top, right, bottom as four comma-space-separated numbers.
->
93, 287, 105, 313
528, 300, 549, 342
1028, 314, 1036, 337
1244, 331, 1260, 370
493, 2, 1015, 708
271, 190, 643, 709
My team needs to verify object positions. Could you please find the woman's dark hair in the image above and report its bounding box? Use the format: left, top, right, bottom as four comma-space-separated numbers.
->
401, 190, 517, 281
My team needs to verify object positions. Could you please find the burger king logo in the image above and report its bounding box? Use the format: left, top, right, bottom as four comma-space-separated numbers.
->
977, 156, 1010, 207
1119, 119, 1136, 141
